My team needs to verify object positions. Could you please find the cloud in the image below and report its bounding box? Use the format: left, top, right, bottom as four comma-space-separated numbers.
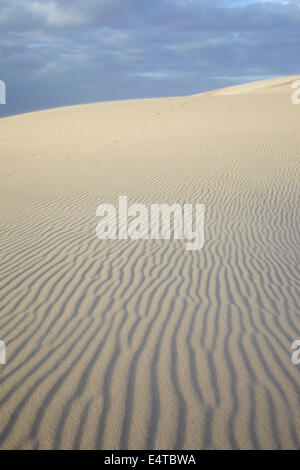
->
27, 1, 88, 27
0, 0, 299, 117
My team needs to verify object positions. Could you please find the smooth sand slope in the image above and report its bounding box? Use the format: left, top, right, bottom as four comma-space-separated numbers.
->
0, 76, 300, 450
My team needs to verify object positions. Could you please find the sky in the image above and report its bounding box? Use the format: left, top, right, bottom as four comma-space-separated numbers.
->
0, 0, 299, 117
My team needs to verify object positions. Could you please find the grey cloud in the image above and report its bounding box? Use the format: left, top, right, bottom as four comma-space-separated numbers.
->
0, 0, 299, 117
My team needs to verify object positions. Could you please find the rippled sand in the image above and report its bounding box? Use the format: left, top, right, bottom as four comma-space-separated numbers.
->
0, 76, 300, 449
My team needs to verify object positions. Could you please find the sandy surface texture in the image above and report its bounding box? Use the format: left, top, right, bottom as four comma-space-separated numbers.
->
0, 76, 300, 449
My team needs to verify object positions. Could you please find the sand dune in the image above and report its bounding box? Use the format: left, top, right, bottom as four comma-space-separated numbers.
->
0, 77, 300, 450
198, 75, 300, 96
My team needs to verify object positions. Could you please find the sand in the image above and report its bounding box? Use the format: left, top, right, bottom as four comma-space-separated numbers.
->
0, 76, 300, 450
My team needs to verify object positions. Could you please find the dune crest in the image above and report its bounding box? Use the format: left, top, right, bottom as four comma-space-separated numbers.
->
197, 75, 300, 96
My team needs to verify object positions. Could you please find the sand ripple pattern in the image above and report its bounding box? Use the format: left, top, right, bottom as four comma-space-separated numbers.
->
0, 82, 300, 449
